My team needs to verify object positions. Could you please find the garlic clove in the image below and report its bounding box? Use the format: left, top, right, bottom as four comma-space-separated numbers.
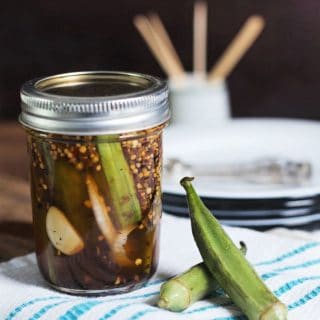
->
46, 206, 84, 255
86, 174, 116, 243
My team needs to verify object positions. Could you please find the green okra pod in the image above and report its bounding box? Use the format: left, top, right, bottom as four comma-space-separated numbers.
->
158, 242, 247, 312
180, 177, 287, 320
53, 160, 90, 237
97, 137, 141, 229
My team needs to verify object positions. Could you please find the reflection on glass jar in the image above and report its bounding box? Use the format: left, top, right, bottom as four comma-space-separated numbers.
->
20, 71, 169, 295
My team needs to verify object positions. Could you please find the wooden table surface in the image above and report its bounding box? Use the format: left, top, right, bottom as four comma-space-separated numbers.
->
0, 122, 34, 262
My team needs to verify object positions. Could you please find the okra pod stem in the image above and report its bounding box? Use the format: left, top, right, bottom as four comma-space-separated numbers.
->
180, 177, 287, 320
97, 138, 141, 229
158, 242, 247, 312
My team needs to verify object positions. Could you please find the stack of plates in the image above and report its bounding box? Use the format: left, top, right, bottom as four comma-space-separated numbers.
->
162, 119, 320, 230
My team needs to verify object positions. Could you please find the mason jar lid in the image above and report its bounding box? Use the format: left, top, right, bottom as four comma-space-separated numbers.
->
20, 71, 170, 135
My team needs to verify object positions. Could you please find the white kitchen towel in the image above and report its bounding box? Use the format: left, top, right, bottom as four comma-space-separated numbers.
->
1, 213, 320, 320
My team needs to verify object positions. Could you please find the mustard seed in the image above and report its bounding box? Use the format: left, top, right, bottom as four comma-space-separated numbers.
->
135, 258, 143, 266
79, 146, 87, 153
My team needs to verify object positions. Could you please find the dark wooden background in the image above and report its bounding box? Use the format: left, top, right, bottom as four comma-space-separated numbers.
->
0, 124, 33, 261
2, 0, 320, 120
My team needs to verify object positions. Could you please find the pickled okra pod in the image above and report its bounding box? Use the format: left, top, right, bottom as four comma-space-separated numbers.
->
180, 177, 288, 320
45, 161, 90, 256
97, 136, 142, 229
158, 242, 247, 312
52, 160, 91, 237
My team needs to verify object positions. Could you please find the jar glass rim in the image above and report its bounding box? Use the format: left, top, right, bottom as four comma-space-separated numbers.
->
24, 71, 165, 101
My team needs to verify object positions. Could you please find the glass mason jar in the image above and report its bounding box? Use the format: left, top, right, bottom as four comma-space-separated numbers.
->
20, 71, 170, 295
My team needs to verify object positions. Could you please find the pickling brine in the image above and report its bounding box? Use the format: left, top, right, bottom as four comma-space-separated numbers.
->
29, 128, 162, 292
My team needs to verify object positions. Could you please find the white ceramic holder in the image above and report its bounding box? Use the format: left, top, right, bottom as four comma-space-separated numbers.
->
169, 75, 231, 128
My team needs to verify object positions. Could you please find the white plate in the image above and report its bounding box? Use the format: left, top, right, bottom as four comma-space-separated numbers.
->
163, 118, 320, 199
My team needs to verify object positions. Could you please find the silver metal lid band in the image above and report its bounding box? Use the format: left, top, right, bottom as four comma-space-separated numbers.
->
20, 71, 170, 135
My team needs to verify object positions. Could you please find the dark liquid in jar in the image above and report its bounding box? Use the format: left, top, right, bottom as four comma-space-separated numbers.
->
28, 127, 162, 292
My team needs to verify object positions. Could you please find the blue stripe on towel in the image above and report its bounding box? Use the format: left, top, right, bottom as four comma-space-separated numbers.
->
128, 308, 157, 320
262, 259, 320, 280
274, 276, 320, 297
255, 242, 319, 266
288, 286, 320, 310
28, 300, 70, 320
274, 258, 320, 272
58, 300, 102, 320
99, 303, 130, 319
5, 296, 66, 320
